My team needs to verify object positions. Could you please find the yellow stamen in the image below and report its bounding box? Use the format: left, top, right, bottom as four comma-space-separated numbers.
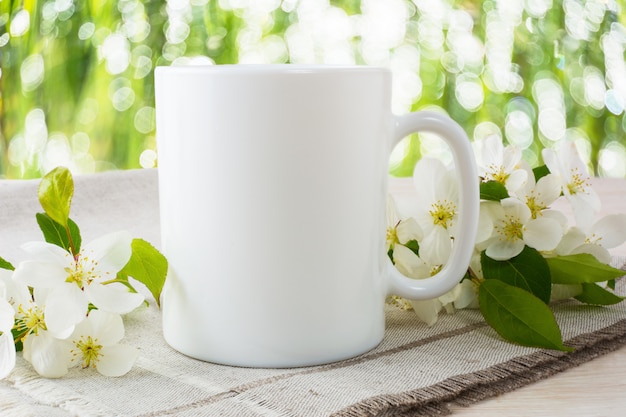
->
65, 254, 100, 289
496, 215, 524, 242
386, 223, 399, 248
73, 335, 103, 369
525, 192, 546, 219
487, 165, 509, 184
585, 233, 602, 245
429, 200, 457, 229
430, 264, 443, 276
15, 304, 47, 336
567, 168, 589, 195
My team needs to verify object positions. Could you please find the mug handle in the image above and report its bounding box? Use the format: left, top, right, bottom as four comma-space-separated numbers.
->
386, 111, 479, 300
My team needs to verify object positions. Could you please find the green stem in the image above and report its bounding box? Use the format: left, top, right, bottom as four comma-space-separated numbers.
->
65, 224, 78, 260
467, 267, 484, 287
12, 328, 30, 344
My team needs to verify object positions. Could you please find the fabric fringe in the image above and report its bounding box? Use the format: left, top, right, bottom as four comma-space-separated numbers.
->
4, 359, 114, 417
333, 319, 626, 417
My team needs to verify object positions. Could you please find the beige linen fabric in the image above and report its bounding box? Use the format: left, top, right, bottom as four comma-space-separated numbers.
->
0, 169, 625, 417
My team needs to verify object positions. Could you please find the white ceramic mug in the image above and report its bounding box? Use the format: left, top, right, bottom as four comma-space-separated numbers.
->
155, 65, 479, 368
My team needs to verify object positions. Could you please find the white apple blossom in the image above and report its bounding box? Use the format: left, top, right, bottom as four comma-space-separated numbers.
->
7, 279, 75, 378
393, 244, 437, 281
392, 244, 445, 325
556, 214, 626, 264
0, 276, 14, 335
1, 271, 16, 379
386, 196, 423, 252
0, 332, 14, 379
411, 158, 458, 265
23, 330, 71, 378
485, 198, 563, 260
68, 310, 138, 377
477, 135, 528, 193
542, 141, 600, 229
391, 244, 477, 325
389, 193, 454, 326
474, 202, 497, 250
13, 231, 144, 334
409, 279, 479, 326
515, 163, 563, 219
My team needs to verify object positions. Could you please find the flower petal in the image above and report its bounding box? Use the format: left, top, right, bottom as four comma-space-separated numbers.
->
409, 299, 442, 326
534, 174, 562, 206
393, 245, 430, 279
396, 218, 423, 244
591, 214, 626, 249
502, 143, 522, 172
386, 196, 400, 230
25, 332, 71, 378
486, 239, 525, 261
12, 260, 69, 289
541, 209, 569, 232
476, 203, 495, 244
570, 193, 599, 229
524, 218, 563, 251
96, 344, 139, 377
480, 135, 504, 173
0, 298, 14, 334
85, 283, 144, 315
556, 227, 586, 256
570, 243, 612, 264
86, 310, 125, 346
2, 274, 31, 308
413, 158, 448, 204
419, 227, 452, 266
0, 332, 16, 379
44, 284, 88, 336
469, 251, 484, 280
20, 242, 72, 263
453, 279, 479, 309
437, 285, 460, 306
504, 169, 527, 193
438, 169, 459, 203
83, 231, 133, 275
542, 148, 560, 177
551, 284, 583, 301
501, 198, 531, 223
0, 272, 7, 300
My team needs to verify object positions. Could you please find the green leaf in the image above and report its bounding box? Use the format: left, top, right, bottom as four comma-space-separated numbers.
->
480, 181, 509, 201
575, 283, 624, 306
547, 254, 626, 284
119, 239, 168, 307
38, 167, 74, 227
11, 325, 23, 352
404, 239, 420, 256
481, 247, 552, 304
0, 256, 14, 271
388, 240, 420, 263
36, 213, 82, 255
479, 280, 573, 352
532, 164, 550, 182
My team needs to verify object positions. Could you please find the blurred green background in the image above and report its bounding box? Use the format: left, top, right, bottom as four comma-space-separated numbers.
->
0, 0, 625, 179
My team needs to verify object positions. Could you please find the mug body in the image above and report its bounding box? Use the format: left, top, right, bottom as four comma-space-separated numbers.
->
156, 65, 393, 367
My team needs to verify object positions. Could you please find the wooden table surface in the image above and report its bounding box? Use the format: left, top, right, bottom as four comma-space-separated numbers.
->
389, 176, 626, 417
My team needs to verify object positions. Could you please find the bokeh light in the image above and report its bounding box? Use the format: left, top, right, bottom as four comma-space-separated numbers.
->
0, 0, 624, 178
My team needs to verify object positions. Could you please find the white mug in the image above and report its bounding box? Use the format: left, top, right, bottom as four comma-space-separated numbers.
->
155, 65, 479, 368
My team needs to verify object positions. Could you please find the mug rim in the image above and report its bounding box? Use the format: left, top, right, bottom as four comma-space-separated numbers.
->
155, 64, 389, 75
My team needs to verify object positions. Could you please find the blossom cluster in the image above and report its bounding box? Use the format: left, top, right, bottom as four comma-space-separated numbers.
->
1, 232, 143, 379
387, 136, 626, 326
